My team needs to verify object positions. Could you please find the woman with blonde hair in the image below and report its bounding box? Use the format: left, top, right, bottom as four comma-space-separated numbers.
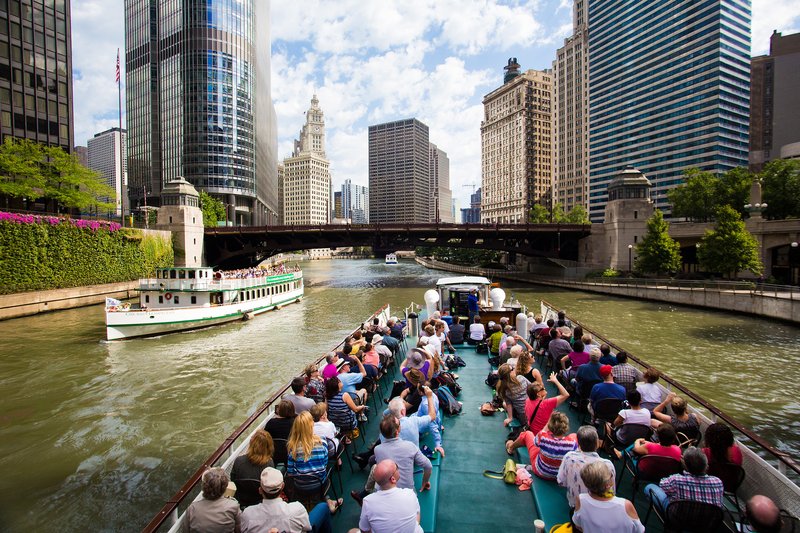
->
506, 411, 577, 480
286, 411, 343, 514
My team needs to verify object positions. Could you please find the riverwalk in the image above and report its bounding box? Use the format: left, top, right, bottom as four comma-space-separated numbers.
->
415, 256, 800, 325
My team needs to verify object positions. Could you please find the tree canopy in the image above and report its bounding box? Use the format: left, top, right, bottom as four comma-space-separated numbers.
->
697, 205, 762, 278
634, 210, 681, 275
668, 167, 751, 221
0, 137, 115, 211
198, 191, 226, 227
528, 202, 590, 224
760, 159, 800, 220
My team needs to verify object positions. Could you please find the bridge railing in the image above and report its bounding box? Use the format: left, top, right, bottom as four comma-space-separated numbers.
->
553, 277, 800, 300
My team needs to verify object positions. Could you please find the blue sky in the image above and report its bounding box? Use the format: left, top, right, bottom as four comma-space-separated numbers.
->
71, 0, 800, 210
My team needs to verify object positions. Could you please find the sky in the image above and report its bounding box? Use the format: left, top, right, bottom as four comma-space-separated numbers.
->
71, 0, 800, 211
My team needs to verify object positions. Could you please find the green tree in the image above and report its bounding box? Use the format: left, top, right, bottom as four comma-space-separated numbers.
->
668, 168, 719, 221
564, 204, 590, 224
529, 204, 550, 223
697, 205, 762, 278
199, 191, 226, 227
634, 210, 681, 275
0, 137, 46, 201
551, 202, 566, 223
716, 167, 752, 218
761, 159, 800, 220
41, 146, 116, 211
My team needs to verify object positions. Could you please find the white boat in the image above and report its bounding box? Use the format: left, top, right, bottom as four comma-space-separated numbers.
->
105, 266, 304, 340
385, 253, 398, 264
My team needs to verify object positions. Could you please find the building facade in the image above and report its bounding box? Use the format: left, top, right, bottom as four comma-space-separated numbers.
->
480, 60, 552, 224
750, 31, 800, 171
333, 190, 342, 219
368, 118, 430, 223
0, 1, 73, 152
282, 95, 330, 226
429, 143, 454, 223
553, 0, 589, 214
87, 127, 127, 217
587, 0, 751, 221
461, 187, 481, 223
341, 179, 368, 224
124, 0, 278, 225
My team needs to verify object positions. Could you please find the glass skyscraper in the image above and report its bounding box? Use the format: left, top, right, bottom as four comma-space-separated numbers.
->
125, 0, 278, 225
587, 0, 751, 221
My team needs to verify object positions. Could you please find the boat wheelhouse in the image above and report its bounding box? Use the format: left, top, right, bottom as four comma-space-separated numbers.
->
435, 276, 524, 325
105, 266, 303, 340
385, 253, 398, 265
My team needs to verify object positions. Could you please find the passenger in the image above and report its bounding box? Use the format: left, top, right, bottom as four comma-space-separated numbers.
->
356, 459, 424, 533
644, 447, 724, 514
351, 330, 367, 348
467, 315, 486, 345
437, 321, 455, 354
419, 324, 440, 358
374, 415, 432, 491
467, 288, 480, 324
264, 400, 297, 450
181, 467, 241, 533
510, 349, 537, 383
651, 393, 701, 444
240, 467, 332, 533
303, 364, 325, 404
371, 334, 394, 367
636, 368, 663, 411
499, 336, 517, 363
537, 318, 557, 353
702, 423, 743, 467
557, 310, 572, 328
401, 349, 432, 384
574, 348, 603, 398
588, 365, 626, 415
572, 461, 644, 533
611, 351, 644, 393
621, 423, 682, 464
606, 390, 651, 447
285, 412, 343, 514
571, 325, 583, 344
496, 363, 533, 427
745, 495, 783, 533
388, 316, 405, 341
488, 324, 504, 356
337, 358, 368, 404
321, 352, 340, 381
361, 343, 380, 378
561, 339, 590, 380
530, 313, 549, 341
506, 411, 577, 480
309, 402, 339, 455
325, 376, 365, 436
557, 425, 617, 510
500, 324, 514, 348
599, 344, 617, 366
546, 327, 572, 368
230, 430, 275, 505
284, 377, 316, 414
448, 315, 465, 345
524, 372, 570, 435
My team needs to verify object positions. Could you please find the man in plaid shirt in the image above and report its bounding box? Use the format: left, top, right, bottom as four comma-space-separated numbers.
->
644, 447, 724, 513
611, 351, 644, 393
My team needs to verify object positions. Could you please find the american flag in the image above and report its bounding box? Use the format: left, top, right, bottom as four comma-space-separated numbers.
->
115, 49, 120, 84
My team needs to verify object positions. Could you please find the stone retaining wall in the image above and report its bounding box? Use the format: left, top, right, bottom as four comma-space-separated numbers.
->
0, 281, 139, 320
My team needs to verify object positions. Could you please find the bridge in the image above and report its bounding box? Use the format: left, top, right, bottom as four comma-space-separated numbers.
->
204, 223, 592, 269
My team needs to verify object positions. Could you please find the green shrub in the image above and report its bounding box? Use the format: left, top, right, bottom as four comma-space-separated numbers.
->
601, 268, 621, 278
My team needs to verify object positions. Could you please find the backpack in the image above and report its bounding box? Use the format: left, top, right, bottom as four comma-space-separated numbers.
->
485, 372, 500, 389
432, 371, 462, 396
476, 341, 489, 355
436, 385, 462, 416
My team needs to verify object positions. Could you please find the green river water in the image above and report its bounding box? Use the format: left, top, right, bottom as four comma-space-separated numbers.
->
0, 258, 798, 532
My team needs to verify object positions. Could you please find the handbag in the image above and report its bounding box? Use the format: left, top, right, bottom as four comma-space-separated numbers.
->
483, 458, 517, 484
507, 396, 544, 442
480, 402, 496, 416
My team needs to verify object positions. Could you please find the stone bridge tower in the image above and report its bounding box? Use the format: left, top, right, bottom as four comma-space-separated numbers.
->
156, 177, 204, 267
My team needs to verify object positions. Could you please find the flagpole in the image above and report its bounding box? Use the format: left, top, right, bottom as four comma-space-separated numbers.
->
117, 48, 126, 226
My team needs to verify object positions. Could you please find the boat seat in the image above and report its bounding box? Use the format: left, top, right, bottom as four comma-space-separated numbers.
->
516, 446, 572, 529
414, 464, 440, 533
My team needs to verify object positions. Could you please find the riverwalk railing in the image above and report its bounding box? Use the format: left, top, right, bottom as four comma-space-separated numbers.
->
540, 299, 800, 504
141, 304, 393, 533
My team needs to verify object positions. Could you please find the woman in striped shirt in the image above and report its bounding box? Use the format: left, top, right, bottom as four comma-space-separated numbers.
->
286, 411, 343, 513
508, 411, 577, 480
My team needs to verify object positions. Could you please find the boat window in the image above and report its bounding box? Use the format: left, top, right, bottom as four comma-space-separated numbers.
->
240, 292, 244, 301
191, 296, 197, 304
174, 296, 180, 304
170, 270, 177, 279
188, 271, 195, 279
179, 270, 186, 279
159, 296, 163, 304
145, 295, 150, 303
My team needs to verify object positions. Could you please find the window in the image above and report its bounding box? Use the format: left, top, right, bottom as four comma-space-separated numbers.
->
173, 296, 179, 304
145, 295, 150, 303
191, 296, 197, 304
159, 296, 164, 304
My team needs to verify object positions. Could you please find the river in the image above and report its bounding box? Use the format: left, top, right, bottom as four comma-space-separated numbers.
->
0, 258, 798, 532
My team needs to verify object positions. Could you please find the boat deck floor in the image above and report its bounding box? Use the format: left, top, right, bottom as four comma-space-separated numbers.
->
330, 339, 667, 532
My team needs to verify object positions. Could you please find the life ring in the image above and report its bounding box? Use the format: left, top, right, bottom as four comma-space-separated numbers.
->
165, 293, 172, 300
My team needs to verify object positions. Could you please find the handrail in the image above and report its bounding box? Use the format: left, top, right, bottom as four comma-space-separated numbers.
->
540, 298, 800, 477
141, 304, 391, 533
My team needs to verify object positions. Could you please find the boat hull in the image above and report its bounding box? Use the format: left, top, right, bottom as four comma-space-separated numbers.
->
105, 291, 303, 340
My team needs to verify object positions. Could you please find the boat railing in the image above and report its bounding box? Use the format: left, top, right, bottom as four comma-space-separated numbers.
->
141, 304, 393, 533
540, 299, 800, 514
138, 273, 300, 292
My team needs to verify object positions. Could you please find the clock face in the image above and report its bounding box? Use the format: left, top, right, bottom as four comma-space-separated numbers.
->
314, 126, 320, 132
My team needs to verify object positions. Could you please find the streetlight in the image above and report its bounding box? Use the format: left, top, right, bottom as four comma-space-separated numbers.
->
628, 244, 633, 273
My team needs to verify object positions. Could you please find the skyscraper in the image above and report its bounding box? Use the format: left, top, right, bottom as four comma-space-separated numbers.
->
429, 143, 454, 223
282, 95, 330, 225
750, 31, 800, 171
587, 0, 751, 221
88, 127, 127, 217
368, 118, 430, 223
341, 179, 368, 224
461, 187, 481, 223
0, 1, 73, 152
553, 0, 589, 214
125, 0, 278, 225
480, 59, 553, 224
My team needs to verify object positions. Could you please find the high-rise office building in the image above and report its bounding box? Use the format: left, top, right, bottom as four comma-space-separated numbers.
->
368, 118, 430, 223
480, 59, 552, 224
429, 143, 454, 223
587, 0, 750, 221
461, 187, 481, 223
333, 190, 342, 219
125, 0, 278, 225
341, 179, 368, 224
74, 145, 87, 167
282, 95, 330, 225
750, 31, 800, 171
0, 1, 73, 152
553, 0, 589, 214
88, 127, 127, 217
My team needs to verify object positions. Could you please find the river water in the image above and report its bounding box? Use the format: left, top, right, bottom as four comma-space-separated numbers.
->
0, 258, 798, 532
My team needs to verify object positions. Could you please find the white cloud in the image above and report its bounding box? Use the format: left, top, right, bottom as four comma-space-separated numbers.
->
751, 0, 800, 54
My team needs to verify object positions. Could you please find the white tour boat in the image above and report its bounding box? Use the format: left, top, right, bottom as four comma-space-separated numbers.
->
105, 266, 303, 340
385, 253, 398, 265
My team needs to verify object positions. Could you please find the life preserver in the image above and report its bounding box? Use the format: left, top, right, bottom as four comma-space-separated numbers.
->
165, 293, 172, 300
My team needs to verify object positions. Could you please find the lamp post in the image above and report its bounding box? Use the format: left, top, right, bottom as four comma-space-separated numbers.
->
628, 244, 633, 273
744, 202, 768, 218
792, 242, 799, 285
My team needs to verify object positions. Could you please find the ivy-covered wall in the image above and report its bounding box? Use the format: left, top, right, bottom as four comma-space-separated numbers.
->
0, 213, 173, 294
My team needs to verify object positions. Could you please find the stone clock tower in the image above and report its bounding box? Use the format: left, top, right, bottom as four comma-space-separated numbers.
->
294, 94, 326, 157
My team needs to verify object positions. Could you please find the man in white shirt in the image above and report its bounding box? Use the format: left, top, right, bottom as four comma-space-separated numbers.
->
356, 459, 424, 533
